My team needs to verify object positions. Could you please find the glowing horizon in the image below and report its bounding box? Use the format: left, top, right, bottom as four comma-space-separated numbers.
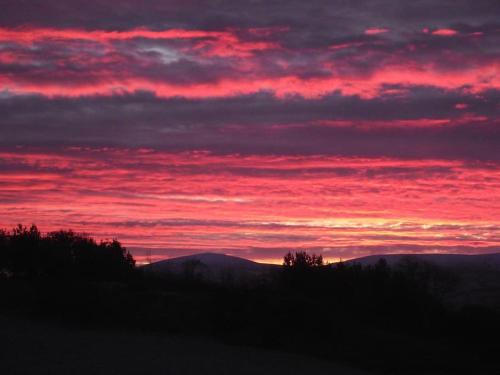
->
1, 148, 499, 264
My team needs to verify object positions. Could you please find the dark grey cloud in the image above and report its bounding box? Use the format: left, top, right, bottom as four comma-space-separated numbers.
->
1, 1, 499, 35
1, 89, 498, 159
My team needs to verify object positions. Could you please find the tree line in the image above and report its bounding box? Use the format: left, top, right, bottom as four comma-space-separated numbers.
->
0, 224, 135, 281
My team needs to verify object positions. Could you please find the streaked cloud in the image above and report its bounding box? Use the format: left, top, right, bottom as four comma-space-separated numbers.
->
0, 148, 499, 262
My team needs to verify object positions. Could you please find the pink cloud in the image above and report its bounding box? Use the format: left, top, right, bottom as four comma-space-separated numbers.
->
0, 27, 228, 43
431, 28, 458, 36
364, 28, 390, 35
1, 26, 498, 100
0, 148, 499, 263
1, 59, 498, 100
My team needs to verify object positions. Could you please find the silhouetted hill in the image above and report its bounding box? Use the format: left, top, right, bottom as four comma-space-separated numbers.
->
143, 252, 278, 282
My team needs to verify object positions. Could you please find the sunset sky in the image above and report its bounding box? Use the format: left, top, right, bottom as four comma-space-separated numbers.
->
0, 1, 499, 263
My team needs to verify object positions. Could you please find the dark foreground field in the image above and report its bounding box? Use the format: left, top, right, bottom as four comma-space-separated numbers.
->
1, 229, 499, 374
0, 315, 368, 375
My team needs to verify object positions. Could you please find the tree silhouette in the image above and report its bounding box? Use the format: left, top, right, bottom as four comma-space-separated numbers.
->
282, 251, 325, 289
283, 251, 323, 269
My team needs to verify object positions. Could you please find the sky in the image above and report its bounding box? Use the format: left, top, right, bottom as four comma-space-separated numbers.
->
0, 0, 499, 263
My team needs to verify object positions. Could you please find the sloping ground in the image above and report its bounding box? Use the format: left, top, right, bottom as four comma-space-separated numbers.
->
0, 315, 368, 375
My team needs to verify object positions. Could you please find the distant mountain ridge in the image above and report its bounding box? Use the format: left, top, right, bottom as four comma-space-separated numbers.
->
145, 252, 500, 272
143, 252, 500, 308
142, 252, 277, 282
